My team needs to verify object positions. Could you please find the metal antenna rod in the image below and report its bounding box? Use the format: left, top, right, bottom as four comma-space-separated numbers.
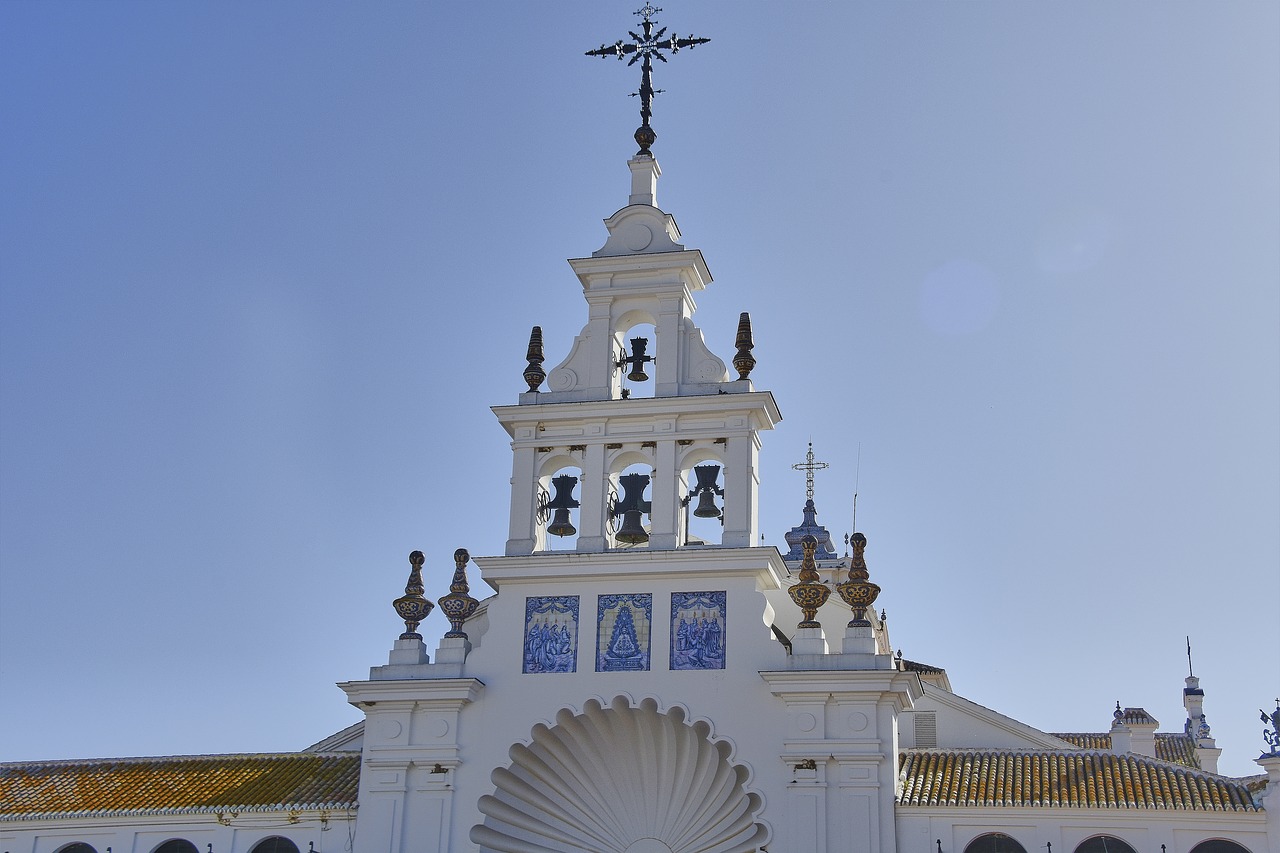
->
1187, 635, 1194, 677
851, 443, 862, 533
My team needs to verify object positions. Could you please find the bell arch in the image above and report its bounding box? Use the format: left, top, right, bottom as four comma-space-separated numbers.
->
677, 444, 726, 546
535, 452, 583, 552
607, 448, 656, 550
612, 311, 658, 400
471, 695, 770, 853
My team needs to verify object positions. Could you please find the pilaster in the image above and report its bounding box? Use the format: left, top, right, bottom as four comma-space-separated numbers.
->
505, 444, 538, 555
649, 438, 679, 549
762, 668, 921, 853
578, 440, 608, 552
1256, 753, 1280, 847
339, 678, 484, 853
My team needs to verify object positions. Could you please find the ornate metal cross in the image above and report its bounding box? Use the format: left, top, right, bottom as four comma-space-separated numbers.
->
585, 4, 710, 156
792, 442, 830, 501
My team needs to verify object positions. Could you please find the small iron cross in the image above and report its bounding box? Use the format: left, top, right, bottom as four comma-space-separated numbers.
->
585, 4, 710, 155
792, 442, 830, 501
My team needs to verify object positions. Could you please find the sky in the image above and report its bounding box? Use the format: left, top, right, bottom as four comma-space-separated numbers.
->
1, 2, 1276, 778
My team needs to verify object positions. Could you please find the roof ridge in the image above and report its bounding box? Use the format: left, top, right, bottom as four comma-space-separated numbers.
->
1048, 730, 1192, 738
0, 751, 355, 769
900, 747, 1244, 782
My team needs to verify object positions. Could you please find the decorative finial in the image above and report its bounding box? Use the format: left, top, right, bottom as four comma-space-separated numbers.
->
733, 312, 756, 380
835, 532, 879, 627
392, 550, 434, 639
438, 548, 480, 639
1261, 700, 1280, 756
1114, 701, 1124, 722
585, 6, 710, 156
788, 534, 831, 628
524, 326, 546, 392
791, 442, 829, 502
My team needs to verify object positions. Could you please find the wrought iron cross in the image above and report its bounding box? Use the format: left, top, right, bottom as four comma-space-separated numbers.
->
792, 442, 830, 501
585, 4, 710, 156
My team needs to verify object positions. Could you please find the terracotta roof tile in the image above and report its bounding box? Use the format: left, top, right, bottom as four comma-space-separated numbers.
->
0, 753, 360, 820
897, 749, 1260, 811
1051, 732, 1200, 768
1118, 707, 1158, 726
901, 659, 944, 674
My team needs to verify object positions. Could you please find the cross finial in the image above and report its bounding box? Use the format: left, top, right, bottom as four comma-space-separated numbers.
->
585, 7, 710, 156
791, 442, 829, 501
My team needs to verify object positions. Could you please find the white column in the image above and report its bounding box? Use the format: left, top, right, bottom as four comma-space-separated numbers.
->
505, 444, 537, 556
649, 439, 679, 549
584, 294, 615, 395
577, 442, 608, 552
722, 433, 758, 547
654, 295, 682, 397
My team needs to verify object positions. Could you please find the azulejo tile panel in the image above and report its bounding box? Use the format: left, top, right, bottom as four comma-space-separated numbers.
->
670, 591, 726, 671
596, 593, 652, 672
523, 596, 579, 674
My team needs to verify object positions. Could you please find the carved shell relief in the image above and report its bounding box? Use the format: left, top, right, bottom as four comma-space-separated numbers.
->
471, 695, 769, 853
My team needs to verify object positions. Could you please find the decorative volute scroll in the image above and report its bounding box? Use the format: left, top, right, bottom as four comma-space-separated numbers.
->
471, 695, 769, 853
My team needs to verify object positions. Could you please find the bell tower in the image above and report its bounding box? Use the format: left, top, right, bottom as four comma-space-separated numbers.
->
494, 152, 780, 554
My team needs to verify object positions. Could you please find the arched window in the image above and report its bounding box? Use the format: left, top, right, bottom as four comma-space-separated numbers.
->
1189, 841, 1253, 853
57, 844, 97, 853
249, 838, 300, 853
964, 834, 1029, 853
153, 841, 198, 853
1074, 836, 1138, 853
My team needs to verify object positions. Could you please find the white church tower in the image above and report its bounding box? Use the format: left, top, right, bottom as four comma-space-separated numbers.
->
339, 8, 920, 853
495, 145, 779, 555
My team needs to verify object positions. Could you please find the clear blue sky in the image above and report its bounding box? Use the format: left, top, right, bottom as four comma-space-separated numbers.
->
1, 2, 1276, 777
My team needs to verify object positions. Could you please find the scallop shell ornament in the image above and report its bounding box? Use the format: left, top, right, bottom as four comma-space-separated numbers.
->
471, 696, 769, 853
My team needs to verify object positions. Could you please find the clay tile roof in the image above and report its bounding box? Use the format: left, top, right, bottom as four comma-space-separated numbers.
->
897, 749, 1260, 811
1050, 732, 1200, 769
1119, 707, 1158, 726
0, 753, 360, 821
901, 659, 945, 675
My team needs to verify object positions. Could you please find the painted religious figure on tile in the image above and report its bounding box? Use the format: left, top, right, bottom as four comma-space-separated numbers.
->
523, 596, 579, 674
596, 593, 652, 672
670, 591, 726, 671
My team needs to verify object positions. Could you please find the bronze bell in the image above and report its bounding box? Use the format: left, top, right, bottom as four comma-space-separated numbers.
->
692, 490, 720, 518
689, 464, 723, 519
612, 472, 652, 544
545, 473, 580, 538
623, 337, 652, 383
545, 507, 576, 535
615, 509, 649, 544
